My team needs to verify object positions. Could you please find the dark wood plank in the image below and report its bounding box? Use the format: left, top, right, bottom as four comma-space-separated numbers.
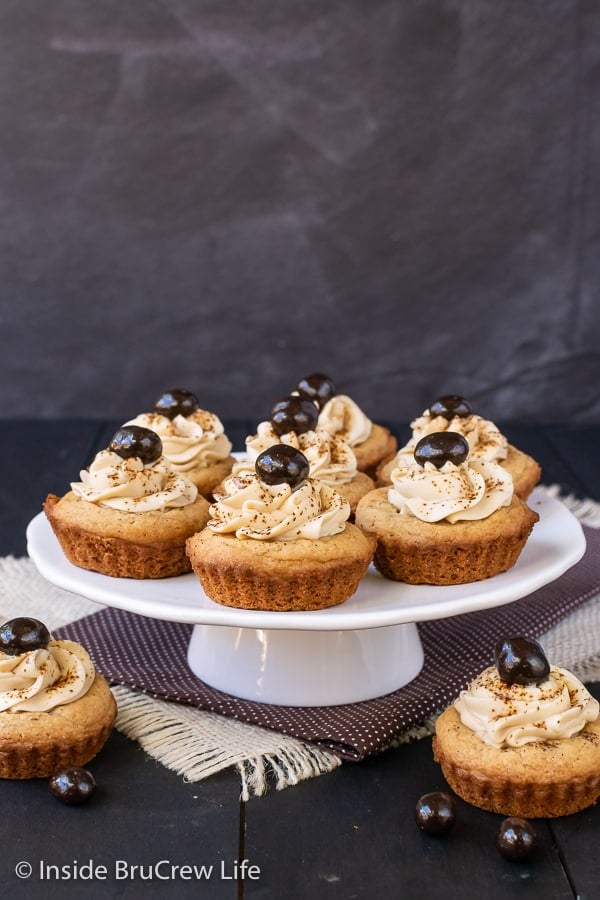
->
548, 809, 600, 895
499, 423, 600, 500
544, 683, 600, 900
499, 422, 581, 498
540, 424, 600, 501
0, 420, 104, 557
1, 419, 243, 898
3, 421, 599, 898
243, 732, 574, 899
3, 731, 241, 899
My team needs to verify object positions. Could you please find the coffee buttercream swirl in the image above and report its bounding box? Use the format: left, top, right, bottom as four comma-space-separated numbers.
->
455, 665, 600, 749
209, 472, 350, 540
387, 456, 513, 523
71, 449, 198, 512
0, 639, 95, 713
125, 411, 232, 470
317, 395, 372, 446
397, 410, 507, 464
233, 421, 358, 486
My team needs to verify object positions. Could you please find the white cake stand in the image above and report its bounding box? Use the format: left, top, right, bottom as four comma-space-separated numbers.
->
26, 489, 585, 706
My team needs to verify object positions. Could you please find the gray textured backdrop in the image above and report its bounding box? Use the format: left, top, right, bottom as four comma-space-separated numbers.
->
1, 1, 599, 425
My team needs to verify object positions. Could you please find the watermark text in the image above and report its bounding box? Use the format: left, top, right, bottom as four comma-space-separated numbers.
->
13, 858, 261, 883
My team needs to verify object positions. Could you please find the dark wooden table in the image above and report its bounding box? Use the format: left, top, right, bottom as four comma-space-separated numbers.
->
1, 420, 599, 900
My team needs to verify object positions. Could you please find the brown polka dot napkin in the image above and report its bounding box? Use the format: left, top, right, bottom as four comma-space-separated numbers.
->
57, 525, 600, 762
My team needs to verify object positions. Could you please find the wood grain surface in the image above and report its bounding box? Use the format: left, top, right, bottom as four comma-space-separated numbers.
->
1, 419, 599, 899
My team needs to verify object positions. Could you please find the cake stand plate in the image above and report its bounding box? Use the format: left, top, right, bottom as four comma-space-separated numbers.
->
26, 489, 585, 706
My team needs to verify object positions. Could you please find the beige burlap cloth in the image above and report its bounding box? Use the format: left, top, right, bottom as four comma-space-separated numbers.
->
2, 486, 600, 800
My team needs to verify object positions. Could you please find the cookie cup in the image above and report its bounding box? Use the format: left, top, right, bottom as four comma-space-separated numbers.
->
0, 674, 117, 779
186, 523, 376, 611
44, 491, 210, 579
184, 456, 236, 499
503, 444, 542, 499
334, 471, 375, 517
432, 705, 600, 818
353, 424, 397, 477
355, 487, 538, 585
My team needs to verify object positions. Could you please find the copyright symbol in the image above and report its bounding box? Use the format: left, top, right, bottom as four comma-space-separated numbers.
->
15, 861, 32, 879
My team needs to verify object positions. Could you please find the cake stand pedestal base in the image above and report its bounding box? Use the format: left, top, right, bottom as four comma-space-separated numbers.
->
186, 621, 425, 707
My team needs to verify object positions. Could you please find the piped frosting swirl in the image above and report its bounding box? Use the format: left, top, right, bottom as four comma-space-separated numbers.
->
397, 409, 507, 464
387, 457, 513, 523
317, 395, 372, 446
455, 665, 600, 749
125, 410, 232, 471
209, 472, 350, 540
233, 421, 358, 487
71, 450, 198, 512
0, 639, 95, 713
